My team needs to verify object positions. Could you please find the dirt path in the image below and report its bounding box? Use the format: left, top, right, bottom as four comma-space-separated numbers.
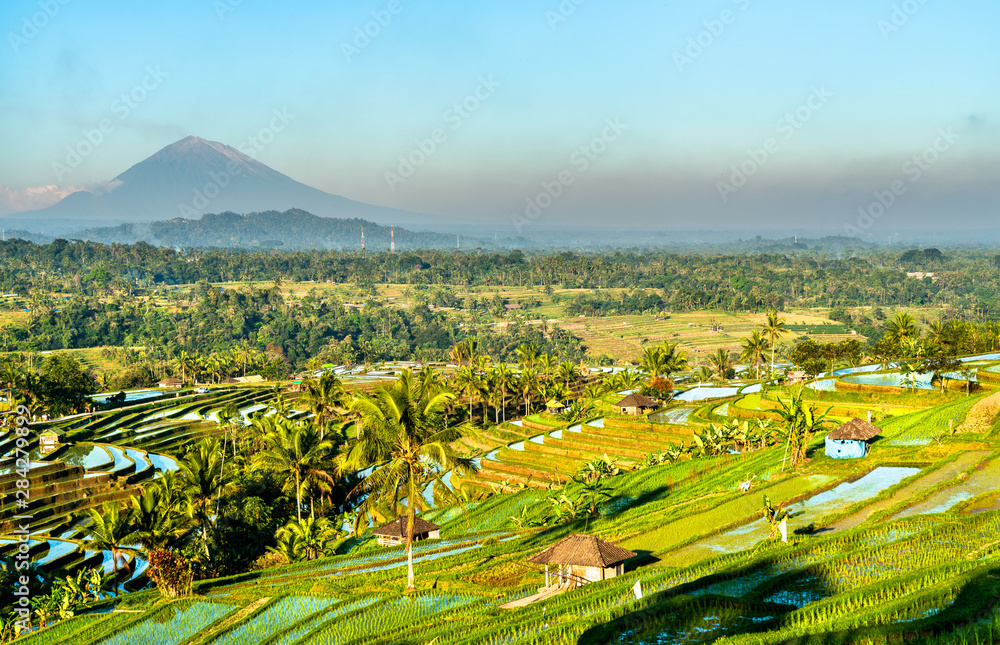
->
824, 451, 991, 533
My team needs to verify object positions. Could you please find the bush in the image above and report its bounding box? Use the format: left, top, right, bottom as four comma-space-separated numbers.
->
148, 549, 193, 598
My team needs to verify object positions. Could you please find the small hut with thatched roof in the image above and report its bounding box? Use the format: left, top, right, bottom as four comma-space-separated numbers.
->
158, 377, 183, 390
527, 533, 636, 588
372, 516, 440, 546
825, 417, 882, 459
38, 427, 64, 455
545, 399, 565, 414
615, 392, 659, 416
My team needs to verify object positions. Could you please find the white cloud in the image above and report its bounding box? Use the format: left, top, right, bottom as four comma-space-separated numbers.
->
0, 184, 86, 215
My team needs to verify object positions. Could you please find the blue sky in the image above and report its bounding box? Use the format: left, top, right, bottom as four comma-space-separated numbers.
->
1, 0, 997, 233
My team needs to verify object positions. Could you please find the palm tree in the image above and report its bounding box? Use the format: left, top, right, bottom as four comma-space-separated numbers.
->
538, 354, 556, 383
515, 342, 539, 370
886, 312, 919, 352
268, 530, 303, 564
81, 502, 139, 595
254, 418, 337, 522
641, 346, 667, 379
583, 382, 607, 400
473, 355, 492, 420
519, 367, 538, 416
449, 337, 477, 364
741, 330, 768, 379
769, 388, 831, 470
130, 485, 191, 551
300, 372, 346, 438
659, 341, 689, 377
493, 363, 515, 423
455, 364, 480, 420
709, 349, 734, 381
176, 350, 195, 386
556, 361, 579, 387
236, 340, 253, 376
1, 362, 20, 410
614, 368, 643, 390
763, 310, 787, 374
341, 370, 478, 591
541, 380, 570, 406
177, 438, 235, 556
275, 517, 338, 561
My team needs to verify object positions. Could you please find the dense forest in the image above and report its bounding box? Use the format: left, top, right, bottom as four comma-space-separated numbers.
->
3, 238, 1000, 376
6, 283, 584, 372
1, 238, 997, 312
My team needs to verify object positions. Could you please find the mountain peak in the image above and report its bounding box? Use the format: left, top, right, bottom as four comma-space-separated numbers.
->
7, 136, 436, 227
149, 136, 251, 166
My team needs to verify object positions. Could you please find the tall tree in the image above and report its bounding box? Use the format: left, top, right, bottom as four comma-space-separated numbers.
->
177, 438, 236, 557
741, 330, 768, 379
519, 367, 538, 416
538, 354, 556, 382
493, 363, 515, 423
341, 370, 477, 591
769, 388, 830, 470
300, 372, 346, 438
515, 342, 539, 370
763, 310, 787, 374
254, 418, 337, 522
710, 348, 734, 381
886, 312, 919, 353
455, 364, 480, 420
641, 346, 667, 379
82, 502, 139, 595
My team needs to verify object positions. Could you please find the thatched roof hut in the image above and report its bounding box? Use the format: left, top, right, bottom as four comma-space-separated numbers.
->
528, 534, 636, 587
825, 418, 882, 459
828, 418, 882, 441
545, 399, 565, 413
372, 516, 440, 546
615, 392, 659, 415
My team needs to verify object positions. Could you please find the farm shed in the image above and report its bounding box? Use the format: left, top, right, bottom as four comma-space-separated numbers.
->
527, 533, 636, 589
615, 393, 659, 416
38, 428, 64, 455
372, 516, 440, 546
825, 417, 882, 459
158, 377, 183, 389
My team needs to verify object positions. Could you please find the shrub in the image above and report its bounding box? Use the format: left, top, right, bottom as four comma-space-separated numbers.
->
148, 549, 194, 598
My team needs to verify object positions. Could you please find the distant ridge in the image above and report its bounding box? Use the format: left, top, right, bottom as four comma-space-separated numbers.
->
6, 136, 440, 229
70, 209, 469, 250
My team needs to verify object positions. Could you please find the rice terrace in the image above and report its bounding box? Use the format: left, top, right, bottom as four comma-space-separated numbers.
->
0, 242, 996, 645
1, 2, 999, 639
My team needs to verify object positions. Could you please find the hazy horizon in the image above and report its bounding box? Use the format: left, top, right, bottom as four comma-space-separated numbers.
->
2, 0, 998, 238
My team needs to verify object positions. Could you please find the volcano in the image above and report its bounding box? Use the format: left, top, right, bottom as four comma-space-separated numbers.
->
8, 136, 434, 228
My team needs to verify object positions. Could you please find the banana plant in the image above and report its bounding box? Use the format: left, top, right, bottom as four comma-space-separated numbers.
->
761, 494, 790, 540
